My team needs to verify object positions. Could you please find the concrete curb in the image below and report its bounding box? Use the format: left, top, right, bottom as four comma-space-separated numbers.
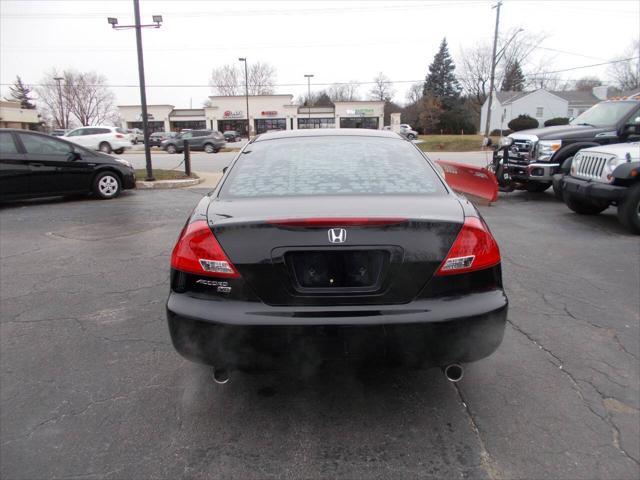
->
135, 177, 203, 189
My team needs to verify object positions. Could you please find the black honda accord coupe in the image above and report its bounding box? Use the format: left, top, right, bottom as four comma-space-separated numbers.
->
167, 129, 507, 382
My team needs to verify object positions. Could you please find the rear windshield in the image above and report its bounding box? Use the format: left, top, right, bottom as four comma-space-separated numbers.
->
219, 136, 445, 198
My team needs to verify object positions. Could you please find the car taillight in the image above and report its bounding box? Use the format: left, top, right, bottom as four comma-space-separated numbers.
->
170, 220, 239, 278
436, 217, 500, 276
115, 134, 125, 138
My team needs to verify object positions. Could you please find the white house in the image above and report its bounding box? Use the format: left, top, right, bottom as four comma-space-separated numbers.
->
480, 86, 609, 133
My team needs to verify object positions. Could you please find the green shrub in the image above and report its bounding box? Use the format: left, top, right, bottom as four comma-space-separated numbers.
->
544, 117, 570, 127
508, 115, 539, 131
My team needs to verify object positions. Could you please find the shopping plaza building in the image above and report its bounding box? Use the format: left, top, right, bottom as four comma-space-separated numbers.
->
117, 95, 385, 135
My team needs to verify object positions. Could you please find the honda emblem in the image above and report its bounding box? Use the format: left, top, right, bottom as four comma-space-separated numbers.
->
328, 228, 347, 244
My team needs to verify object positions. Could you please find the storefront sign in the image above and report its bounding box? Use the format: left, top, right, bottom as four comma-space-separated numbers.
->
261, 110, 278, 116
223, 110, 244, 118
137, 113, 155, 121
345, 108, 375, 116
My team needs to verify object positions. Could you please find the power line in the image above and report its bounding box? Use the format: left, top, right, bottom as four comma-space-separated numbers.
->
3, 57, 634, 90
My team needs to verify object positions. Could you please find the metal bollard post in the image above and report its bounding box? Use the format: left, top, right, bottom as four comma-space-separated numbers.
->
183, 140, 191, 177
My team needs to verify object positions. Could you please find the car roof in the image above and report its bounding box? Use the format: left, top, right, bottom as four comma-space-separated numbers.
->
253, 128, 402, 142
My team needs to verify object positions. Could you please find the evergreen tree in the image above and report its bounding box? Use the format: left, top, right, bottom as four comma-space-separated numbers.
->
9, 76, 36, 109
423, 38, 461, 106
500, 60, 525, 92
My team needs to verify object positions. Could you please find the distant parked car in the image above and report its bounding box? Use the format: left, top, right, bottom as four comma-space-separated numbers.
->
223, 130, 241, 142
148, 131, 176, 147
0, 129, 135, 201
127, 128, 144, 144
65, 126, 132, 154
50, 129, 69, 137
162, 129, 225, 154
399, 126, 419, 141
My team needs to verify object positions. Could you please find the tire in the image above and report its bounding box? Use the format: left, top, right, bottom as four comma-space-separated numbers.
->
132, 139, 138, 145
407, 134, 416, 140
564, 193, 608, 215
526, 182, 551, 193
204, 143, 215, 154
166, 144, 177, 154
114, 148, 124, 155
99, 142, 112, 154
93, 171, 121, 199
617, 183, 640, 234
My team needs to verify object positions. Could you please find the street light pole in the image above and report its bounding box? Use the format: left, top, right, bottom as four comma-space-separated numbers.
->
107, 1, 162, 181
483, 0, 502, 141
239, 58, 250, 139
304, 74, 314, 120
53, 76, 65, 129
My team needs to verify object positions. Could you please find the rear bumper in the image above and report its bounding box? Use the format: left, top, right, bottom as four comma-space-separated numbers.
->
166, 290, 508, 369
561, 176, 626, 202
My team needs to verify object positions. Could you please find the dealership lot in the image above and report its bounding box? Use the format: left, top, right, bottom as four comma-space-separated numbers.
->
0, 189, 638, 479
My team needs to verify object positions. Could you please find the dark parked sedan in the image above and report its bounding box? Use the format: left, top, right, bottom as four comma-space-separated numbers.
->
0, 129, 136, 201
148, 131, 176, 147
167, 129, 507, 383
223, 130, 241, 142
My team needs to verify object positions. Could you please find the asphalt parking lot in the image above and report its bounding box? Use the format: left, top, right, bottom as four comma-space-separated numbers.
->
1, 188, 638, 479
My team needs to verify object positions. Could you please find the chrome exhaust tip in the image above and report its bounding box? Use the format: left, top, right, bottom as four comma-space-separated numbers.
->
212, 368, 230, 384
443, 363, 464, 382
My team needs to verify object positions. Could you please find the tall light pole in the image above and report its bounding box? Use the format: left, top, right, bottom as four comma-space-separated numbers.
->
53, 76, 65, 129
108, 2, 162, 181
239, 58, 250, 139
483, 0, 502, 141
304, 74, 314, 120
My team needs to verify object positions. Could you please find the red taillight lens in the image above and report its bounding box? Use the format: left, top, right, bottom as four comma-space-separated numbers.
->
115, 134, 125, 138
170, 220, 239, 278
268, 217, 407, 227
436, 217, 500, 276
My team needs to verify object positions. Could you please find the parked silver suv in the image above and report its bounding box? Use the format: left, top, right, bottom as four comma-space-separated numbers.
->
162, 129, 226, 154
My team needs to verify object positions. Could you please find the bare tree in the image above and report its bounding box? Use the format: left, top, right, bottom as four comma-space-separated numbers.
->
405, 82, 423, 105
327, 81, 360, 101
608, 41, 639, 91
209, 65, 241, 96
574, 76, 602, 91
248, 62, 276, 95
458, 29, 547, 114
66, 71, 116, 126
368, 72, 395, 102
36, 69, 74, 129
209, 61, 277, 96
36, 69, 117, 128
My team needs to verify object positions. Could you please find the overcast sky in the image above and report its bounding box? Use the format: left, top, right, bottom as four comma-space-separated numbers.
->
1, 0, 638, 109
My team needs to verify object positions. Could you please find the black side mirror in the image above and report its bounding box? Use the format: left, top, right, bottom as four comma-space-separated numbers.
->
67, 150, 81, 161
222, 166, 228, 173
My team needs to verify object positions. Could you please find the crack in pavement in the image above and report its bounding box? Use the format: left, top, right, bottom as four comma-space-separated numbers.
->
507, 319, 640, 467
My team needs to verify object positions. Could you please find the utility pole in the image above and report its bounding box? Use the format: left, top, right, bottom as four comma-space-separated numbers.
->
304, 74, 314, 120
53, 76, 65, 129
483, 0, 502, 140
108, 2, 162, 181
239, 58, 250, 139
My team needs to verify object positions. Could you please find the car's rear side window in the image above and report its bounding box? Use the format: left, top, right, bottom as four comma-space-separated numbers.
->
219, 136, 445, 198
0, 132, 18, 155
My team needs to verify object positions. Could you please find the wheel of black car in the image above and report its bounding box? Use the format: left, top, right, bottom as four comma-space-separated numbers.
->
525, 182, 551, 193
564, 193, 608, 215
93, 172, 121, 199
204, 143, 215, 154
166, 144, 177, 154
114, 148, 125, 155
99, 142, 112, 154
617, 183, 640, 234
